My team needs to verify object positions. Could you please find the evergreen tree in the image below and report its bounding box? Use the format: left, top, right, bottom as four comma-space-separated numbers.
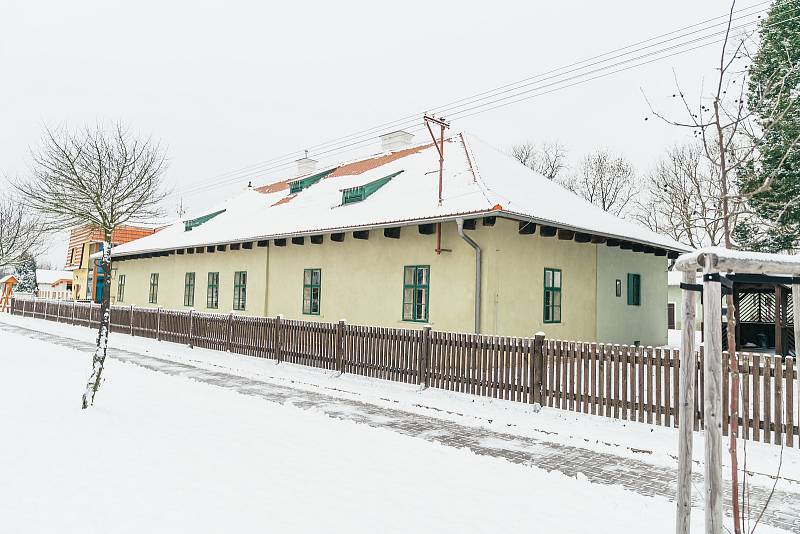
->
736, 0, 800, 251
14, 254, 38, 294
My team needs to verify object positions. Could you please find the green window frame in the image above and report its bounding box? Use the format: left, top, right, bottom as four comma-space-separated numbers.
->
148, 273, 159, 304
233, 271, 247, 311
207, 272, 219, 309
184, 272, 195, 307
117, 274, 125, 302
627, 273, 641, 306
402, 265, 430, 322
543, 268, 562, 324
302, 268, 321, 315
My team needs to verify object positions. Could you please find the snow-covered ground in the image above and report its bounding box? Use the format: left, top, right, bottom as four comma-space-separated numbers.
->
1, 313, 797, 533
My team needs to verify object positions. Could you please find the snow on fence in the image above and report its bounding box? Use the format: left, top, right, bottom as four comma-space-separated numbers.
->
9, 297, 798, 447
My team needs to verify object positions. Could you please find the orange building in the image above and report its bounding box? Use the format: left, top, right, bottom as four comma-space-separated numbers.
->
65, 225, 158, 302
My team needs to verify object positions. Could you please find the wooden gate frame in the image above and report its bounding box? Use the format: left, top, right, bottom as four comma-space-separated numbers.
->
674, 248, 800, 534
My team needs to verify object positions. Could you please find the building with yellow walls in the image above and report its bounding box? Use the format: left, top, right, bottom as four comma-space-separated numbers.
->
111, 132, 688, 346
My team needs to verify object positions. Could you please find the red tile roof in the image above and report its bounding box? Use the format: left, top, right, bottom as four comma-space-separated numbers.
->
253, 142, 436, 195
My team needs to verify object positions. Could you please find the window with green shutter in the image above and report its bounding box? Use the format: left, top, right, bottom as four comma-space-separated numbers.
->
627, 273, 641, 306
402, 265, 429, 322
302, 269, 321, 315
233, 271, 247, 311
543, 268, 562, 323
184, 272, 195, 307
148, 273, 159, 304
207, 272, 219, 309
117, 274, 126, 302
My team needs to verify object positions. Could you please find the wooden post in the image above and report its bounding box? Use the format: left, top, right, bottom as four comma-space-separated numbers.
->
336, 320, 346, 373
72, 300, 76, 325
44, 300, 48, 321
226, 311, 234, 352
533, 332, 545, 405
188, 309, 194, 348
56, 300, 60, 323
130, 305, 135, 336
419, 325, 432, 387
22, 298, 27, 317
775, 285, 784, 357
793, 283, 800, 366
156, 306, 162, 341
275, 314, 284, 363
702, 264, 723, 534
676, 270, 697, 534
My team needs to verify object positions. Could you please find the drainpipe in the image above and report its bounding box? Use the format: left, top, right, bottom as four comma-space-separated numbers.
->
456, 218, 481, 334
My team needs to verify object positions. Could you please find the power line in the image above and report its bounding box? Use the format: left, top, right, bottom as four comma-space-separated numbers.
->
172, 3, 781, 200
175, 0, 772, 192
174, 9, 773, 198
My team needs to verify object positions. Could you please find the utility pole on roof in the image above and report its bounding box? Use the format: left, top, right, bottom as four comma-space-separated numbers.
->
423, 114, 449, 206
424, 114, 451, 255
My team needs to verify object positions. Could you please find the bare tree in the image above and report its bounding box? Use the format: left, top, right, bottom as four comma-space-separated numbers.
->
562, 149, 637, 216
0, 195, 42, 267
510, 140, 567, 180
635, 142, 741, 248
645, 2, 800, 531
16, 123, 168, 409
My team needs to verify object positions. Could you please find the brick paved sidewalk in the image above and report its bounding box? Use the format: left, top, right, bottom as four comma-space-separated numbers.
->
3, 322, 799, 533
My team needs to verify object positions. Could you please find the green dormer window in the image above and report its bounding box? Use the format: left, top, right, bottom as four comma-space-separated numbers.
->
288, 168, 336, 194
185, 209, 226, 231
341, 170, 403, 205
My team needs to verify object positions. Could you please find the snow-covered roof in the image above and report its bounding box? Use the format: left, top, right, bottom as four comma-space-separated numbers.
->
0, 274, 17, 284
676, 247, 800, 275
36, 269, 73, 285
113, 133, 689, 257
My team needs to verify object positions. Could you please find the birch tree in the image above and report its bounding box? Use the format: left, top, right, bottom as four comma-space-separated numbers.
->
510, 140, 567, 180
16, 123, 168, 409
562, 149, 637, 216
0, 195, 42, 267
635, 142, 738, 248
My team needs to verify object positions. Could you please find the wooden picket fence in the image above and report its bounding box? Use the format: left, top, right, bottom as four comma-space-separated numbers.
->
9, 297, 798, 447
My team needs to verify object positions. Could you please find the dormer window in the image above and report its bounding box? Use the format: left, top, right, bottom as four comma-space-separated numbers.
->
288, 168, 336, 194
341, 170, 403, 205
185, 209, 226, 231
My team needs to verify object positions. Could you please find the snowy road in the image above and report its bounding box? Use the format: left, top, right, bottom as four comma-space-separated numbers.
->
2, 319, 799, 533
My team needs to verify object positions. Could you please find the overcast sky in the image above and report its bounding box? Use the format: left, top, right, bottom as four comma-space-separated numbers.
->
1, 0, 757, 267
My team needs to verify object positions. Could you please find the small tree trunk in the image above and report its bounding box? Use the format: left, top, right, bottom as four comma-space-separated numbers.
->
82, 236, 113, 409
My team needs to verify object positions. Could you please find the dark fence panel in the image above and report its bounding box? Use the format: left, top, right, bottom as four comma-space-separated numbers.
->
8, 297, 798, 447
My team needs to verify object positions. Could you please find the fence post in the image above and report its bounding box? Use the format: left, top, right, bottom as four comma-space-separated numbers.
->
56, 300, 60, 323
419, 325, 432, 387
22, 298, 27, 317
188, 309, 194, 348
9, 297, 14, 315
275, 314, 284, 363
71, 300, 76, 325
336, 319, 346, 373
44, 300, 48, 321
156, 306, 162, 341
226, 311, 234, 352
533, 332, 545, 405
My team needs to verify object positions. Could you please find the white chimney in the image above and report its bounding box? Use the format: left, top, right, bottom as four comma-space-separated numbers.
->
295, 157, 318, 176
380, 130, 415, 152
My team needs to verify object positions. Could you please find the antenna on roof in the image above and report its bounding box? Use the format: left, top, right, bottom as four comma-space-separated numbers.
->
304, 149, 309, 159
